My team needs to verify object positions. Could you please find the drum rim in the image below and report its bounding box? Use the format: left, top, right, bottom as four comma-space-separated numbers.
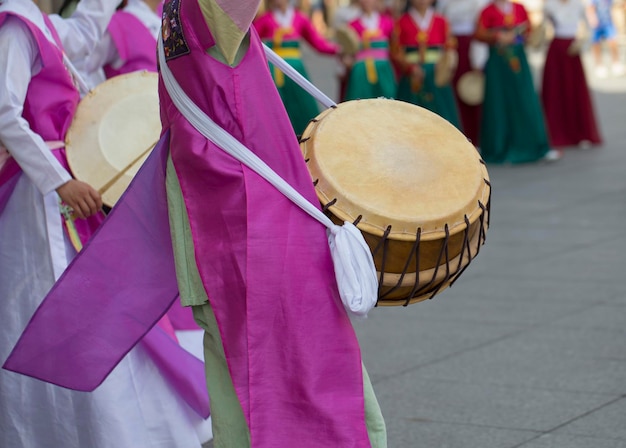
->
301, 98, 491, 242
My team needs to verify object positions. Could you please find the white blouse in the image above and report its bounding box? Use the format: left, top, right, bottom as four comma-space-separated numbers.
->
437, 0, 490, 35
544, 0, 587, 38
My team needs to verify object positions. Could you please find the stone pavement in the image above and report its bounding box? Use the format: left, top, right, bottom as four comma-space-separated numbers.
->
203, 50, 626, 447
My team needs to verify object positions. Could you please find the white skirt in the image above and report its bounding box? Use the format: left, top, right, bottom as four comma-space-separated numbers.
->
0, 174, 212, 447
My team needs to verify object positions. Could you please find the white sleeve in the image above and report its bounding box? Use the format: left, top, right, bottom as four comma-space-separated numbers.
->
77, 32, 119, 74
46, 0, 119, 62
0, 18, 72, 195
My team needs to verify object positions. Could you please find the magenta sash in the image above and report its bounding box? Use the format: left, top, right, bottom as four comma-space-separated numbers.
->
3, 133, 210, 418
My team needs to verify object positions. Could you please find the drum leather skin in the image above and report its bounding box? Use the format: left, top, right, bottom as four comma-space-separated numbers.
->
65, 71, 160, 207
301, 98, 490, 305
457, 70, 485, 106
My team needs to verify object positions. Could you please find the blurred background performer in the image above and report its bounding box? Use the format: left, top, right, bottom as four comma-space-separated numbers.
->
391, 0, 462, 129
77, 0, 162, 86
254, 0, 339, 135
0, 0, 210, 446
437, 0, 488, 145
586, 0, 624, 77
475, 0, 556, 164
333, 0, 360, 27
542, 0, 602, 150
343, 0, 397, 100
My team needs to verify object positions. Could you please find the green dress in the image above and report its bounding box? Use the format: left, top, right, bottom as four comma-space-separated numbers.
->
345, 41, 397, 101
396, 46, 461, 130
480, 44, 550, 163
265, 41, 320, 136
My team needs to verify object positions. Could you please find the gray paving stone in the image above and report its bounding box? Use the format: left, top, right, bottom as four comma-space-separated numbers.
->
374, 374, 616, 433
355, 306, 526, 382
405, 325, 626, 395
384, 419, 539, 448
556, 397, 626, 440
516, 236, 626, 282
551, 303, 626, 333
517, 434, 626, 448
391, 286, 597, 327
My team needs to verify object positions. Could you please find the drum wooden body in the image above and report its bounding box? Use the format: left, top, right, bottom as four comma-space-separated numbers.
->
300, 99, 490, 306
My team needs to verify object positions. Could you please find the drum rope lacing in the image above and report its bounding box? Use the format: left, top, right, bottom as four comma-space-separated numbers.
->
158, 37, 378, 318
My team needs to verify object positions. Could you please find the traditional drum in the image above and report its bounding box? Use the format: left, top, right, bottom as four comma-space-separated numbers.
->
65, 71, 160, 207
334, 25, 360, 56
300, 98, 490, 306
457, 70, 485, 106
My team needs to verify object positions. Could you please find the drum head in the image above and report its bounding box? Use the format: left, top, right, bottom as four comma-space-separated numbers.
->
334, 25, 360, 56
457, 70, 485, 106
301, 98, 489, 242
66, 71, 160, 207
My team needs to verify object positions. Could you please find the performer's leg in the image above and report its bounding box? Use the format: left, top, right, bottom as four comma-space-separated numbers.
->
166, 154, 250, 447
192, 304, 251, 448
362, 364, 387, 447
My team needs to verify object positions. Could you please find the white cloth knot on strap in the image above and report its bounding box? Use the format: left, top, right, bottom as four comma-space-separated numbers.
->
158, 37, 378, 318
327, 221, 378, 318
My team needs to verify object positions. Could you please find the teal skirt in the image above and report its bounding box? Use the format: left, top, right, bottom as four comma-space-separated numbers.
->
344, 59, 397, 100
269, 58, 320, 136
396, 63, 461, 130
480, 44, 549, 164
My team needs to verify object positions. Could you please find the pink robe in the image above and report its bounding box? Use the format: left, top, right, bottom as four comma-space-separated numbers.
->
104, 10, 157, 77
162, 0, 370, 445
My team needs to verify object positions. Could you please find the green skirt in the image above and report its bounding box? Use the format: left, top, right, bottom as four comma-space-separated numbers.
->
344, 59, 397, 101
480, 45, 549, 164
269, 57, 320, 136
165, 155, 387, 447
396, 63, 461, 130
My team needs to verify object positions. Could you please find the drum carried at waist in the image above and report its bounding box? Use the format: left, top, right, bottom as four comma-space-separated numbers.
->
300, 98, 490, 306
65, 71, 161, 207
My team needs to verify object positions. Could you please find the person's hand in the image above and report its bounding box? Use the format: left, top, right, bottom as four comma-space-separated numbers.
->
56, 179, 103, 219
